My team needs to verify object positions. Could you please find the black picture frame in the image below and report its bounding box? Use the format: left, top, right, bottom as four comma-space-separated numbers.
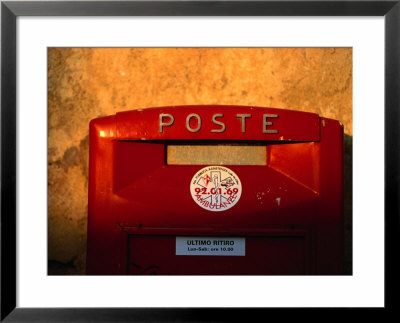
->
1, 0, 399, 321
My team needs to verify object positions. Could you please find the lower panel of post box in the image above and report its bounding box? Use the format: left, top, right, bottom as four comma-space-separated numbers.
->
127, 235, 310, 275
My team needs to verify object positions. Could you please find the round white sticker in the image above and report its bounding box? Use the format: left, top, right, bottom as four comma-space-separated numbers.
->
190, 166, 242, 212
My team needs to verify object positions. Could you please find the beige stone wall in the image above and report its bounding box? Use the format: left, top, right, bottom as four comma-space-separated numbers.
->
48, 48, 352, 274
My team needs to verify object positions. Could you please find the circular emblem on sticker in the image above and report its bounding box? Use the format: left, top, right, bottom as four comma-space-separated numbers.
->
190, 166, 242, 212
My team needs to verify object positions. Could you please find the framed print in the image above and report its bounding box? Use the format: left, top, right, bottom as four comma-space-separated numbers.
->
1, 0, 399, 321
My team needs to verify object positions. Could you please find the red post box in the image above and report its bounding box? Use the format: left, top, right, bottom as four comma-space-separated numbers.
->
87, 105, 344, 275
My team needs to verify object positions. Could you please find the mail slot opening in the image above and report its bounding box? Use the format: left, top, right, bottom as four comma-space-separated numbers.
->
167, 145, 267, 165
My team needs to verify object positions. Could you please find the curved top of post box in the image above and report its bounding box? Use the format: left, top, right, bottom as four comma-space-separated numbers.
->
114, 105, 321, 142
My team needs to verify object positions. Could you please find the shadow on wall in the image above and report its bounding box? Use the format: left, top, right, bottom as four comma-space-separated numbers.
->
48, 134, 353, 275
343, 134, 353, 275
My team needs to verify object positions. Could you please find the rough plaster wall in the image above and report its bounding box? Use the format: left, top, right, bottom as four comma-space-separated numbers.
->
48, 48, 352, 274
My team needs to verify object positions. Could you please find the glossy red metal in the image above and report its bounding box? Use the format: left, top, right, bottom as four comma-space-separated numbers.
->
87, 105, 344, 275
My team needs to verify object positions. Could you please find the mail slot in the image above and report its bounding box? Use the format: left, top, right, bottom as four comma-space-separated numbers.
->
86, 105, 344, 275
